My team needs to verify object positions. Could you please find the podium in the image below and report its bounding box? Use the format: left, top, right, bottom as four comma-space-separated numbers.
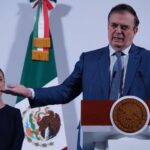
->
80, 100, 150, 150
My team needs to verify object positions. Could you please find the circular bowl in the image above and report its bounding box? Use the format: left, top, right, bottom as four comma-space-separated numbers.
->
110, 96, 150, 136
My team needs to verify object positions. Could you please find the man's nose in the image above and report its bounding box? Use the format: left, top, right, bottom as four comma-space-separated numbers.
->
115, 26, 122, 33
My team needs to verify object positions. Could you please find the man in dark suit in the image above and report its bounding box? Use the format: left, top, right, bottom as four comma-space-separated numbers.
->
3, 3, 150, 150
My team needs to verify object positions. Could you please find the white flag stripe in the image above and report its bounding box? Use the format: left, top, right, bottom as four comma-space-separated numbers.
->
15, 77, 67, 150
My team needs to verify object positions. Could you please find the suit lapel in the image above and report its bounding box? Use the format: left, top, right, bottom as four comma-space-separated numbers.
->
123, 44, 141, 95
98, 46, 110, 99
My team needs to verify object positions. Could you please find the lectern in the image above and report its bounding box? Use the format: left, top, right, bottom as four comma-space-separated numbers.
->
80, 100, 150, 150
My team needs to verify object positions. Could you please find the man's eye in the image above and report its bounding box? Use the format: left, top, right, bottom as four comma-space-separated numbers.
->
111, 24, 118, 28
121, 26, 129, 30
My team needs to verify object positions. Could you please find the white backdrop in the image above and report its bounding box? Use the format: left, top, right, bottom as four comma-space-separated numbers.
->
0, 0, 150, 149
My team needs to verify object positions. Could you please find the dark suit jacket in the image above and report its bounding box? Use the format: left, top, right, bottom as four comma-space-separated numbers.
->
29, 44, 150, 107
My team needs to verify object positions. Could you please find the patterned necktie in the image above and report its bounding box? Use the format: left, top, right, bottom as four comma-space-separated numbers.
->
109, 52, 123, 100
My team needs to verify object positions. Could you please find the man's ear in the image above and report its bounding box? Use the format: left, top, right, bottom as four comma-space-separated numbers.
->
134, 27, 138, 34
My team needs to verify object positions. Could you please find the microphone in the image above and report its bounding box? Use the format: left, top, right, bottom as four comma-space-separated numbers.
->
110, 71, 116, 87
138, 71, 143, 78
112, 71, 116, 79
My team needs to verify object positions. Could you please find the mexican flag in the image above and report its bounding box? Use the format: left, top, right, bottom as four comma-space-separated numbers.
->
15, 0, 68, 149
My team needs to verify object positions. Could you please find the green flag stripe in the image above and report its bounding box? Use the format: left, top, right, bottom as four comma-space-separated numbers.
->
17, 32, 57, 103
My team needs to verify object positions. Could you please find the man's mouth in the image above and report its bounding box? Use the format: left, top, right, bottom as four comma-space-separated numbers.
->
113, 37, 124, 42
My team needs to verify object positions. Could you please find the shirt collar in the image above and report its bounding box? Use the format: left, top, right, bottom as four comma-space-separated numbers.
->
109, 45, 131, 56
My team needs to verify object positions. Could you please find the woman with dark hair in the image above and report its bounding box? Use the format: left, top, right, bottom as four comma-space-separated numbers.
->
0, 68, 24, 150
